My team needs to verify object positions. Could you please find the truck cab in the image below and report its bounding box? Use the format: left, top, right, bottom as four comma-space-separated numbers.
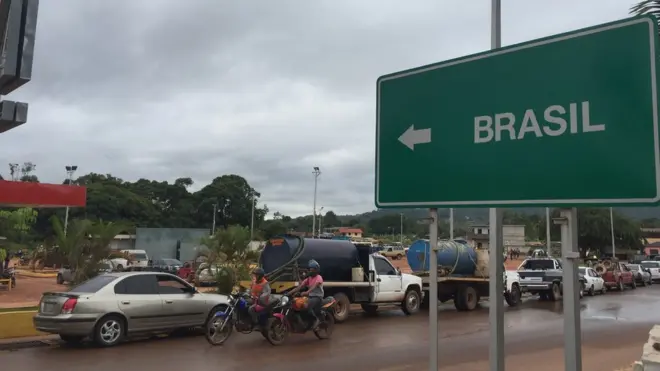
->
370, 253, 422, 303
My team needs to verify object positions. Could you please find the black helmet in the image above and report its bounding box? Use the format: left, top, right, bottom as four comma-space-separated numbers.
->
252, 267, 265, 281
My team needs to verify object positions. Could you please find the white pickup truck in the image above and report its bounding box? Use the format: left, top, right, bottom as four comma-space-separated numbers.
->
249, 252, 424, 323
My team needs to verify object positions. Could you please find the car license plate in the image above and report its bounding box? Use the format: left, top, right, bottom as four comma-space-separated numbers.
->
527, 277, 542, 281
41, 302, 54, 313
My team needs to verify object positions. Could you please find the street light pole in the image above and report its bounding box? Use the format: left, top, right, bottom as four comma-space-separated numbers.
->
610, 207, 616, 258
318, 206, 324, 236
63, 165, 78, 236
312, 167, 321, 237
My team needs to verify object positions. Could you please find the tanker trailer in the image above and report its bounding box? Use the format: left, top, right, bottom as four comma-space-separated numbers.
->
242, 235, 423, 323
406, 239, 521, 311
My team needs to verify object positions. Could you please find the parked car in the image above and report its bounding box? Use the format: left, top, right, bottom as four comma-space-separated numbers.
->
641, 261, 660, 282
56, 260, 115, 285
34, 271, 230, 347
626, 263, 653, 286
149, 258, 183, 274
601, 261, 635, 291
381, 245, 406, 260
110, 249, 150, 270
578, 266, 606, 295
195, 263, 218, 286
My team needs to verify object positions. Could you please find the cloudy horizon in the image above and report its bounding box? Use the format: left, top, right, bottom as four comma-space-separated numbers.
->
0, 0, 633, 217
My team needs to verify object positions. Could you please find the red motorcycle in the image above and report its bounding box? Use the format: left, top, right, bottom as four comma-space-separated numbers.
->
264, 294, 337, 346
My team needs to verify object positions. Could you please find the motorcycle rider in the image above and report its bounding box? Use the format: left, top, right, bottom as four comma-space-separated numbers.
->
248, 267, 271, 325
288, 259, 324, 330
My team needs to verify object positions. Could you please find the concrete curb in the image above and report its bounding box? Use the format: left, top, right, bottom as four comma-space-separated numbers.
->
0, 311, 43, 340
15, 270, 57, 278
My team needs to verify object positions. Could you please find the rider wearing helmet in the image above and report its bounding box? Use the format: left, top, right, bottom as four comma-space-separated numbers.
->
288, 259, 324, 330
248, 267, 271, 324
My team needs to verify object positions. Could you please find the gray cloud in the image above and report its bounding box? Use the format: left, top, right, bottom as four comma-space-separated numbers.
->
0, 0, 632, 216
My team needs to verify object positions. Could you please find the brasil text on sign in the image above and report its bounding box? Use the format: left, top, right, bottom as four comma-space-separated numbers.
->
375, 16, 660, 208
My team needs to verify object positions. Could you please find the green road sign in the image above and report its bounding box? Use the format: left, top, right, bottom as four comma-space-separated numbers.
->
375, 16, 660, 208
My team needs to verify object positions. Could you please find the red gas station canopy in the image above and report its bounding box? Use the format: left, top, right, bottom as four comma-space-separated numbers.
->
0, 180, 86, 207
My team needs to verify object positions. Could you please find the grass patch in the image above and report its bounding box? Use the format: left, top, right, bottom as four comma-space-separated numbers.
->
0, 306, 38, 313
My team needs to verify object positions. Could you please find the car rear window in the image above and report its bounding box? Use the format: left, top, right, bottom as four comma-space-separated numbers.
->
520, 260, 555, 270
642, 262, 660, 268
130, 253, 148, 260
69, 275, 116, 293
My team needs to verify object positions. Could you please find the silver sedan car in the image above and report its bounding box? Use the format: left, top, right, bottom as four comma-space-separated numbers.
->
34, 271, 229, 347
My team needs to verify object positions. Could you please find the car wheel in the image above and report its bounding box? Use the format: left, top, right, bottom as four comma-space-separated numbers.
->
601, 286, 607, 295
401, 288, 421, 315
617, 279, 624, 291
93, 315, 125, 347
588, 285, 595, 296
641, 276, 648, 287
631, 279, 637, 289
649, 279, 653, 286
550, 283, 562, 301
504, 283, 521, 307
56, 274, 64, 285
396, 254, 403, 260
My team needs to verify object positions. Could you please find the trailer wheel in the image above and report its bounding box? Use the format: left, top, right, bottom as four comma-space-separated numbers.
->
333, 292, 350, 323
455, 285, 479, 311
504, 283, 521, 307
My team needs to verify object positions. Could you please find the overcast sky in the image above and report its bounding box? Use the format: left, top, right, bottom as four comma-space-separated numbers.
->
1, 0, 634, 217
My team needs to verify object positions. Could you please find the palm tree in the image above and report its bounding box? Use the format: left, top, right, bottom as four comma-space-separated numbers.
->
630, 1, 660, 21
51, 217, 128, 285
197, 225, 259, 294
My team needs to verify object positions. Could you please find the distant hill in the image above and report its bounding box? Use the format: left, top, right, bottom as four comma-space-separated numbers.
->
337, 207, 660, 224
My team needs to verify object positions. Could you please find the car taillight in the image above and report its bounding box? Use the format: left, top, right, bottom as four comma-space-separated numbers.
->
61, 298, 78, 314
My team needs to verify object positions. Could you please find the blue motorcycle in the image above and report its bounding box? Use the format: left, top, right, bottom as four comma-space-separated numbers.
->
205, 292, 280, 346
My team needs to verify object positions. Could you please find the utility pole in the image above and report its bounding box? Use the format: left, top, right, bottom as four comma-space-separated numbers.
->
312, 167, 321, 237
63, 165, 78, 236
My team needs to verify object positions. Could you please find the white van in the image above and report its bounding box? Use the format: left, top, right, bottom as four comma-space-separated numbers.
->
111, 249, 149, 269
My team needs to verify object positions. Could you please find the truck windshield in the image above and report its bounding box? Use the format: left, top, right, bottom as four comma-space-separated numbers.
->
520, 260, 554, 270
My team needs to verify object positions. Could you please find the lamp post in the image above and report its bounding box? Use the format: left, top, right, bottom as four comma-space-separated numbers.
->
400, 213, 404, 245
312, 167, 321, 237
318, 206, 324, 236
211, 203, 217, 235
63, 165, 78, 236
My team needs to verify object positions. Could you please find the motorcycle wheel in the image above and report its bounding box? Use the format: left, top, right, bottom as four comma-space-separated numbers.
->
313, 311, 335, 340
264, 317, 288, 346
205, 316, 233, 346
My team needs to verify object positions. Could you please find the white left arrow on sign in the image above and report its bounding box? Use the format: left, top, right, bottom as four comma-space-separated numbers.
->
398, 125, 432, 151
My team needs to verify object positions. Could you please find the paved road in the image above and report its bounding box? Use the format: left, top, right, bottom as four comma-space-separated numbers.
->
3, 288, 658, 371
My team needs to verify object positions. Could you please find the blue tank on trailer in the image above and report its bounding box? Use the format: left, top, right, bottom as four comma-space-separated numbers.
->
406, 239, 477, 275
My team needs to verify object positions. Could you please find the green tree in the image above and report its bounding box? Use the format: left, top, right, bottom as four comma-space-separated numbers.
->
322, 211, 341, 227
